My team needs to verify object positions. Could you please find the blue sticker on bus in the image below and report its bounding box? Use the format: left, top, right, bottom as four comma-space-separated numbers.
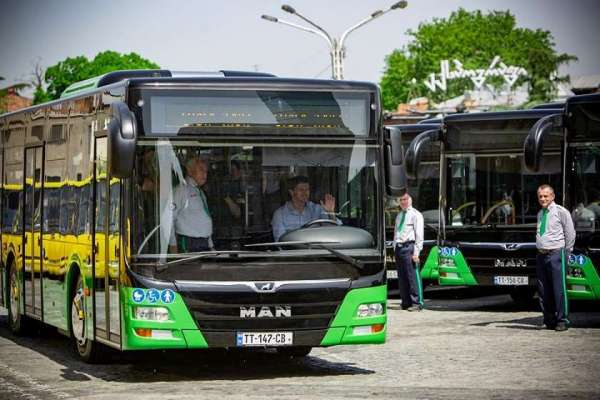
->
577, 255, 586, 266
147, 288, 160, 303
161, 289, 175, 304
132, 288, 145, 303
568, 255, 576, 265
441, 247, 450, 257
450, 247, 458, 256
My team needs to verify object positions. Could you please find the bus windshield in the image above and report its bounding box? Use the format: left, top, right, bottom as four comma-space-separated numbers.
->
571, 144, 600, 234
446, 153, 562, 227
133, 140, 378, 257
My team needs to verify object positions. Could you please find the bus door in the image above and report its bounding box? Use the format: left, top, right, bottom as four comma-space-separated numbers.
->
93, 136, 121, 345
23, 145, 44, 319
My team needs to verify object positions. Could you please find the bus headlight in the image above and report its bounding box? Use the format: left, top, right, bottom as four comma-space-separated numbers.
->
440, 258, 456, 267
134, 307, 170, 321
356, 303, 384, 317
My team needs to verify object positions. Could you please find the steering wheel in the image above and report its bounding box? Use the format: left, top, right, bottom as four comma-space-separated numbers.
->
481, 200, 515, 224
300, 218, 338, 229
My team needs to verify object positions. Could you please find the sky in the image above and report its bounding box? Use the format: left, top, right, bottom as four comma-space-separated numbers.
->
1, 0, 599, 93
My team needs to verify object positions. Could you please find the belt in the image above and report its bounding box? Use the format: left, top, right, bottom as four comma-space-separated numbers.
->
537, 248, 560, 254
397, 241, 415, 248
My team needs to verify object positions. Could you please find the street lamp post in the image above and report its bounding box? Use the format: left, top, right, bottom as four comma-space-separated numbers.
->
262, 1, 407, 80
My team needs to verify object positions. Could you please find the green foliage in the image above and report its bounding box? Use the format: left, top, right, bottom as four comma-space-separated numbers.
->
44, 51, 160, 100
380, 9, 577, 110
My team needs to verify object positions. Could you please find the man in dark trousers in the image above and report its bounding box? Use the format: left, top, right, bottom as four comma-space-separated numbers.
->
394, 192, 424, 311
536, 184, 576, 331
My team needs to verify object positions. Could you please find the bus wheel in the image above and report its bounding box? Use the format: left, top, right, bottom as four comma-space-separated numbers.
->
71, 272, 104, 363
276, 346, 312, 358
7, 261, 29, 334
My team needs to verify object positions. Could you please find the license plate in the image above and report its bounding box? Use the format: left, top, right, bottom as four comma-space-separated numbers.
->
387, 269, 398, 279
493, 276, 528, 285
236, 332, 293, 347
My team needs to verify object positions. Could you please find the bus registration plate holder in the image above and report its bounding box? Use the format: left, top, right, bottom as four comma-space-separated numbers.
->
236, 332, 293, 347
493, 276, 528, 285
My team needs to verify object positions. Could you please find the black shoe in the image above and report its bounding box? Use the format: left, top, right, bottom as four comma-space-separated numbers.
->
555, 322, 569, 332
407, 305, 423, 312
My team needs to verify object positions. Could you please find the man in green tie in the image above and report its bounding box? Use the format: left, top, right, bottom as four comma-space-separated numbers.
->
169, 156, 214, 253
536, 184, 576, 331
394, 192, 424, 311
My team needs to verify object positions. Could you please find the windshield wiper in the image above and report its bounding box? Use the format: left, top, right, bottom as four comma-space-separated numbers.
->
246, 241, 364, 270
133, 250, 262, 272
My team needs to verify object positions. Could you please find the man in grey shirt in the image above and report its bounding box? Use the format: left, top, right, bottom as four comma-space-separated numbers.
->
536, 184, 576, 331
169, 157, 213, 253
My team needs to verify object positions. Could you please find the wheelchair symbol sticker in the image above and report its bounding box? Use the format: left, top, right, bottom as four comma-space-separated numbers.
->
147, 289, 160, 303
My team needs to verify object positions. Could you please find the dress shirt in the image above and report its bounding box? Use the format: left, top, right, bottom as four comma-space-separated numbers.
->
536, 201, 576, 251
394, 206, 424, 257
170, 176, 213, 247
271, 201, 340, 241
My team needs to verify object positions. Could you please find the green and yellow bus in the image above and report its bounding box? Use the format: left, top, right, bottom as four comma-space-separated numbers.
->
0, 70, 406, 362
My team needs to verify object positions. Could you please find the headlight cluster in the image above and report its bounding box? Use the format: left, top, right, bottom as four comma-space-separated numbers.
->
134, 306, 170, 321
356, 303, 384, 318
440, 258, 456, 267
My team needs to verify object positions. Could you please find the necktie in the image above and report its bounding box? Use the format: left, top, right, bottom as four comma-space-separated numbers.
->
397, 210, 406, 234
539, 208, 548, 235
198, 188, 211, 217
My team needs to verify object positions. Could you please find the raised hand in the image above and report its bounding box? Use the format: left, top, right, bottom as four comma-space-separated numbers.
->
320, 193, 336, 213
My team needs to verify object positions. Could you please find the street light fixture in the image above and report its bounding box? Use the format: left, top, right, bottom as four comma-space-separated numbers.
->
262, 1, 408, 79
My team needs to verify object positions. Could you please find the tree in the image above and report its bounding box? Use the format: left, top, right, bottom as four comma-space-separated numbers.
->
43, 51, 160, 100
380, 9, 577, 110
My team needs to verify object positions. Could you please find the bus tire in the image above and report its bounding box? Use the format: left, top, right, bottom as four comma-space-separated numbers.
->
7, 260, 30, 335
276, 346, 312, 358
70, 270, 105, 363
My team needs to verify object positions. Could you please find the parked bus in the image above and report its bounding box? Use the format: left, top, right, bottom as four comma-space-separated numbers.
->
525, 93, 600, 300
404, 109, 564, 302
0, 70, 406, 362
384, 123, 441, 293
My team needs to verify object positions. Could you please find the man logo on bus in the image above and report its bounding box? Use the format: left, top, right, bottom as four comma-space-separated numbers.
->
240, 306, 292, 318
161, 289, 175, 304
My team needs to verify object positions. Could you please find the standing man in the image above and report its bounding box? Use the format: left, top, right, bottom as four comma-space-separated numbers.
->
394, 192, 424, 311
536, 184, 576, 331
169, 156, 213, 253
271, 175, 340, 242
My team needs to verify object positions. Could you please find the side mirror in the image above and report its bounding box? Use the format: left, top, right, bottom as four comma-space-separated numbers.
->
524, 113, 562, 173
384, 126, 407, 196
108, 102, 137, 179
405, 129, 440, 179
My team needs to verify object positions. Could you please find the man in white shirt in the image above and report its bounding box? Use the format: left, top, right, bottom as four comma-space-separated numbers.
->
169, 157, 213, 253
394, 192, 424, 311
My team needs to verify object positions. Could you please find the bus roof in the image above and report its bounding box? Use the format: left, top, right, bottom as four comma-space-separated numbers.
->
60, 69, 277, 98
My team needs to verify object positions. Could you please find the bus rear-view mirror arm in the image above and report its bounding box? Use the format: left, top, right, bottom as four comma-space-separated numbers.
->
524, 113, 563, 173
108, 101, 138, 179
384, 126, 407, 196
405, 128, 440, 179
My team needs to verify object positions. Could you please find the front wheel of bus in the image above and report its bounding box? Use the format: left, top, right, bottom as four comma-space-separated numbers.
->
276, 346, 312, 358
7, 261, 29, 335
71, 272, 104, 363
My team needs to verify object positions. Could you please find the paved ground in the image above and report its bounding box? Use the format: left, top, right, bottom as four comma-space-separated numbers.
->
1, 288, 599, 399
